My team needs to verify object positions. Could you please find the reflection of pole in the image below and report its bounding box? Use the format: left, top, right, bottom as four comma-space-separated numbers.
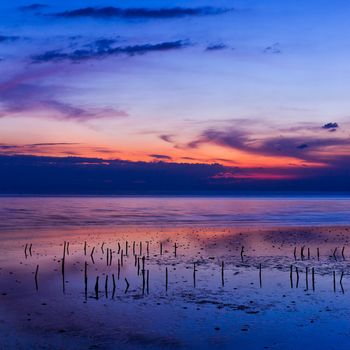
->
259, 264, 262, 288
95, 276, 99, 300
221, 261, 224, 287
35, 265, 39, 291
166, 267, 168, 291
193, 263, 196, 288
84, 262, 88, 300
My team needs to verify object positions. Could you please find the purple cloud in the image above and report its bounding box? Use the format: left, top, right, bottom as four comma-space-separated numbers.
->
31, 40, 189, 63
149, 154, 172, 160
0, 82, 128, 121
51, 7, 231, 19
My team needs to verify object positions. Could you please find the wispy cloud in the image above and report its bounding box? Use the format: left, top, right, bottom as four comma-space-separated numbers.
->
263, 42, 282, 54
31, 40, 189, 63
0, 80, 128, 121
149, 154, 172, 160
51, 7, 231, 19
159, 134, 175, 143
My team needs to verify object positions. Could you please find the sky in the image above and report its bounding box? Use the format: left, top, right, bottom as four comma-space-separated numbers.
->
1, 1, 350, 191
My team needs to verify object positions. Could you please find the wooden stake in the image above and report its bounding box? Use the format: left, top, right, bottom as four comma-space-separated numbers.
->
333, 247, 337, 260
90, 246, 95, 264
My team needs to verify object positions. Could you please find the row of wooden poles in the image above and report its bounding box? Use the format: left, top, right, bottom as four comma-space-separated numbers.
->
31, 241, 347, 295
25, 241, 347, 263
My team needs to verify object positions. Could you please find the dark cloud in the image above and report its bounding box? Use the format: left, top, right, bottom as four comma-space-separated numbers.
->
263, 42, 282, 54
31, 40, 189, 63
0, 145, 19, 150
0, 35, 21, 43
322, 122, 338, 131
1, 154, 350, 193
51, 7, 231, 19
19, 4, 48, 11
0, 155, 227, 194
159, 134, 175, 143
0, 82, 128, 121
187, 127, 350, 163
27, 142, 79, 147
206, 44, 228, 51
149, 154, 172, 160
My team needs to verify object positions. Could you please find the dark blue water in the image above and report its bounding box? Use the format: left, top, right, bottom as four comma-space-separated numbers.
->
0, 196, 349, 230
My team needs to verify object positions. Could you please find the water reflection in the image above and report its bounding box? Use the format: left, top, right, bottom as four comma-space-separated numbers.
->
1, 226, 350, 349
0, 196, 350, 230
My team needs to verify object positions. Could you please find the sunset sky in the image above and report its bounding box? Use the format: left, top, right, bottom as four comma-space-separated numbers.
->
1, 0, 350, 186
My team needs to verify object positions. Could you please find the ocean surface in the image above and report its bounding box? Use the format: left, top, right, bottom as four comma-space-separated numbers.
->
1, 197, 350, 349
1, 195, 350, 230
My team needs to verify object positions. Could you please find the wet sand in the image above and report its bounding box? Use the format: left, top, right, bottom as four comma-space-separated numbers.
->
1, 225, 350, 349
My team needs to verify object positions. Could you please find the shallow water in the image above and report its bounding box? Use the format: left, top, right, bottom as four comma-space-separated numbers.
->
1, 224, 350, 349
1, 197, 350, 349
1, 196, 350, 229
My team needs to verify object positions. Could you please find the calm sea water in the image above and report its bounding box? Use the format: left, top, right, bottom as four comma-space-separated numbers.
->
0, 196, 350, 230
